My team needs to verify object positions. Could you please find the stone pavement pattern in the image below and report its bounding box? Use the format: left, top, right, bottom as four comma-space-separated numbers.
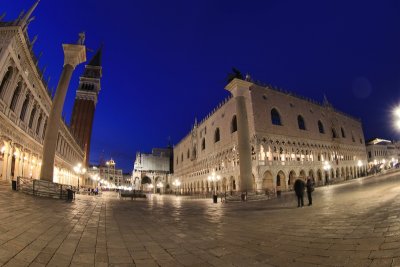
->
0, 173, 400, 267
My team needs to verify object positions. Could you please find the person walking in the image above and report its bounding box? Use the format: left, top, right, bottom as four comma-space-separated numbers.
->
294, 178, 305, 207
306, 176, 315, 206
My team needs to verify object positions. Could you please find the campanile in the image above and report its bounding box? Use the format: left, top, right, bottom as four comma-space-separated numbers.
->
70, 47, 103, 165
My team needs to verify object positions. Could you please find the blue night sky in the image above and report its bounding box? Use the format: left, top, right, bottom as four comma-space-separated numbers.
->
3, 0, 400, 172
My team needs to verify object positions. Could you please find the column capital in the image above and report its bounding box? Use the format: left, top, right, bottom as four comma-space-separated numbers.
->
225, 78, 253, 97
62, 44, 86, 69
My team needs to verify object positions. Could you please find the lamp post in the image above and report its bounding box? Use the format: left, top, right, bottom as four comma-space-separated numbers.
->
393, 106, 400, 130
208, 171, 221, 203
323, 161, 331, 184
172, 179, 181, 195
73, 163, 86, 190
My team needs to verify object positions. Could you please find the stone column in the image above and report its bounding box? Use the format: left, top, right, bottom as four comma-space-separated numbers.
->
40, 44, 86, 182
225, 78, 253, 192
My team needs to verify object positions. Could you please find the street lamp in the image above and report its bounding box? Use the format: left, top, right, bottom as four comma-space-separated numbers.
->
208, 171, 221, 202
393, 106, 400, 130
73, 163, 86, 190
172, 179, 181, 195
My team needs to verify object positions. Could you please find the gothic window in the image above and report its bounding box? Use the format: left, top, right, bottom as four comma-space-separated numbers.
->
341, 127, 346, 138
318, 120, 324, 134
352, 134, 355, 142
231, 115, 237, 133
271, 108, 282, 125
276, 175, 281, 186
214, 128, 220, 143
297, 115, 306, 130
0, 67, 13, 98
181, 153, 183, 162
19, 95, 29, 121
187, 149, 190, 159
201, 138, 205, 150
28, 106, 37, 129
9, 82, 22, 111
36, 114, 42, 135
332, 128, 338, 138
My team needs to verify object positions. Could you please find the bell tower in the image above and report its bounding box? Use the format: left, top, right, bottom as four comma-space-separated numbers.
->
70, 46, 103, 165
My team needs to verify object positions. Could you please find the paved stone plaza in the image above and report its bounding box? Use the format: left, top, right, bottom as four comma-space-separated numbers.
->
1, 173, 400, 267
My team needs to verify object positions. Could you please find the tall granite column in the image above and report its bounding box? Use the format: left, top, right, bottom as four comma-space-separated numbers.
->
40, 43, 86, 182
225, 78, 253, 192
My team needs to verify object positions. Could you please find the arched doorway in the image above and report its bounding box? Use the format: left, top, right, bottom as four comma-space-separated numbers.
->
276, 170, 286, 191
262, 171, 273, 192
141, 176, 152, 191
308, 169, 315, 179
289, 170, 296, 189
299, 170, 306, 180
317, 169, 322, 185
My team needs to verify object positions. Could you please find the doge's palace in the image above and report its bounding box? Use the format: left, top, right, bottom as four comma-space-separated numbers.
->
172, 78, 368, 194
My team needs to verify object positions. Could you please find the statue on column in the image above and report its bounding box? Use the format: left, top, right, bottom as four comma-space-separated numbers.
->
77, 32, 85, 45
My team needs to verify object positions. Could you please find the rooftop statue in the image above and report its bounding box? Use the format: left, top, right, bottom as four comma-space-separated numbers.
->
227, 67, 244, 83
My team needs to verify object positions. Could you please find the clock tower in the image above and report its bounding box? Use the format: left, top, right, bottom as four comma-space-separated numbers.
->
70, 47, 103, 166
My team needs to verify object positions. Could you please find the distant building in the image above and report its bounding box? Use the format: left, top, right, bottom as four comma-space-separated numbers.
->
122, 173, 132, 187
366, 138, 400, 168
172, 79, 368, 195
132, 147, 173, 192
88, 159, 124, 189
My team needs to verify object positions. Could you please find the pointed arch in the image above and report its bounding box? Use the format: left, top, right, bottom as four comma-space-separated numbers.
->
297, 115, 306, 130
318, 120, 325, 134
332, 128, 338, 138
231, 115, 237, 133
214, 128, 220, 143
341, 127, 346, 138
271, 108, 282, 125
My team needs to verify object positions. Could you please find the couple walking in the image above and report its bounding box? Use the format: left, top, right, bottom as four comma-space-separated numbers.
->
294, 176, 314, 207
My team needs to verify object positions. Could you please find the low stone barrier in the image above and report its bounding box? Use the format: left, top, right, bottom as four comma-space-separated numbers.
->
17, 177, 76, 200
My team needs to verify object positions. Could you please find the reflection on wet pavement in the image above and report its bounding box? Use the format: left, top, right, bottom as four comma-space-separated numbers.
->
0, 171, 400, 266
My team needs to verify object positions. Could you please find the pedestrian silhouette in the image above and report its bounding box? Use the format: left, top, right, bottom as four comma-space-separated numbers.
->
294, 178, 305, 207
306, 176, 315, 206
